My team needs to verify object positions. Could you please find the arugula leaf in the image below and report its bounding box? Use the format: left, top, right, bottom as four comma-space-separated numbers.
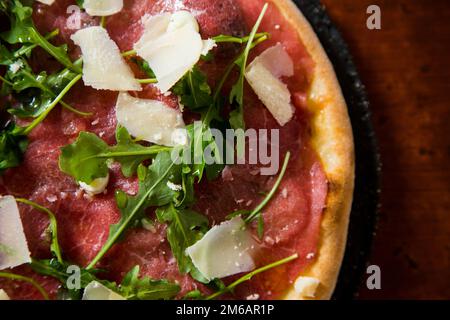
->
131, 57, 156, 78
229, 4, 268, 130
59, 131, 110, 184
118, 266, 180, 300
0, 0, 33, 44
0, 123, 28, 173
156, 204, 209, 283
87, 151, 180, 269
173, 66, 213, 112
30, 259, 101, 300
182, 290, 205, 300
59, 127, 170, 184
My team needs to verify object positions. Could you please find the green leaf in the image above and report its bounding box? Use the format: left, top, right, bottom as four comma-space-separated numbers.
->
131, 57, 156, 78
87, 151, 179, 269
156, 204, 209, 283
27, 27, 80, 72
59, 127, 170, 184
182, 290, 205, 300
0, 0, 34, 44
0, 123, 28, 173
111, 127, 170, 177
30, 259, 111, 300
172, 66, 213, 112
59, 131, 110, 184
118, 266, 180, 300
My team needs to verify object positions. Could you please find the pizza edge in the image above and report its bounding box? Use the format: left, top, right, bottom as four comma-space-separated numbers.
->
273, 0, 356, 300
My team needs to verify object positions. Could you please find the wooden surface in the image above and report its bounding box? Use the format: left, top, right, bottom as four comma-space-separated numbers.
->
320, 0, 450, 299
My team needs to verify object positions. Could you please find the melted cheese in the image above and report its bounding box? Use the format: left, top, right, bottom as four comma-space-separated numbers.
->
0, 289, 10, 300
245, 44, 294, 126
83, 0, 123, 17
115, 92, 187, 147
0, 196, 31, 270
79, 174, 109, 196
134, 11, 215, 93
186, 217, 257, 281
36, 0, 55, 5
82, 281, 125, 300
71, 26, 141, 91
294, 276, 320, 298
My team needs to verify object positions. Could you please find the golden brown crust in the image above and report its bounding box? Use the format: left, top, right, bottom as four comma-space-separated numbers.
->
270, 0, 355, 300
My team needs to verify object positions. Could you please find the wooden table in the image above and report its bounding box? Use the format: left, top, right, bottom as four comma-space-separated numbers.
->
320, 0, 450, 299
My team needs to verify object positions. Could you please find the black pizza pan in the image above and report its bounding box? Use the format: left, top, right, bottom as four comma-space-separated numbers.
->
293, 0, 382, 299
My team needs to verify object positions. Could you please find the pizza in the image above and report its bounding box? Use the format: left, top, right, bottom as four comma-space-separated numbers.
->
0, 0, 354, 300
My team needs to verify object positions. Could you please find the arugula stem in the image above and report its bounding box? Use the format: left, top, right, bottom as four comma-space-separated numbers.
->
0, 272, 49, 300
28, 28, 81, 73
244, 151, 291, 223
212, 32, 269, 44
100, 16, 107, 28
137, 78, 158, 84
22, 74, 82, 135
14, 29, 60, 58
21, 69, 90, 117
0, 75, 13, 86
205, 253, 298, 300
15, 198, 63, 264
213, 35, 269, 103
122, 49, 137, 58
86, 160, 177, 270
94, 148, 172, 159
60, 101, 92, 117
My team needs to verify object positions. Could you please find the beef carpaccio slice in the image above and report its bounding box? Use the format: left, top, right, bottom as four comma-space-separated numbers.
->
0, 0, 327, 300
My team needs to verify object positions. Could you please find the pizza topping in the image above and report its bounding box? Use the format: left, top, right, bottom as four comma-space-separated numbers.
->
82, 281, 126, 300
115, 92, 187, 147
294, 276, 321, 298
0, 196, 31, 270
0, 1, 327, 300
36, 0, 55, 5
0, 289, 10, 300
83, 0, 124, 17
71, 26, 141, 91
59, 127, 170, 185
245, 44, 295, 126
79, 174, 110, 196
134, 11, 215, 93
186, 217, 257, 281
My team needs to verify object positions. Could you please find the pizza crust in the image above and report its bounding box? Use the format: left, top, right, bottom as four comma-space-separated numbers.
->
270, 0, 355, 300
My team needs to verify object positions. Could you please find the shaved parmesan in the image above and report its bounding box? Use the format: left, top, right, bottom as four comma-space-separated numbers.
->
186, 217, 257, 281
134, 11, 215, 93
79, 174, 109, 196
36, 0, 55, 5
71, 26, 141, 91
82, 281, 125, 300
294, 276, 320, 298
245, 44, 295, 126
115, 92, 187, 147
0, 196, 31, 270
84, 0, 123, 17
0, 289, 10, 300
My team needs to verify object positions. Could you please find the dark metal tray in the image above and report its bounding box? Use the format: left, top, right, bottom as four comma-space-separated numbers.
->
294, 0, 382, 299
